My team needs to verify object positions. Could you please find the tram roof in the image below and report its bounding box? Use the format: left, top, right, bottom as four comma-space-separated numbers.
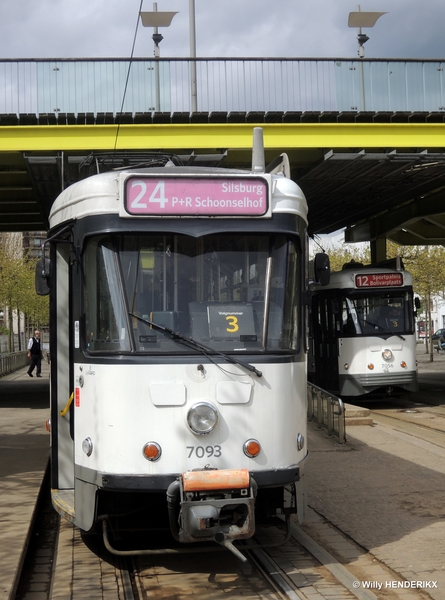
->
48, 166, 309, 229
325, 266, 413, 290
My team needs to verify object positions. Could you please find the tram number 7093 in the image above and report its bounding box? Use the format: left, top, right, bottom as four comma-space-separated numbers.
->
187, 445, 222, 458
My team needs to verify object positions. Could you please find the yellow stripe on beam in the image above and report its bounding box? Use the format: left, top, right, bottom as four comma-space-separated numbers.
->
0, 123, 445, 152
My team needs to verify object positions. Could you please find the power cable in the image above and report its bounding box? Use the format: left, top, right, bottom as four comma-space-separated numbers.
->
112, 0, 144, 166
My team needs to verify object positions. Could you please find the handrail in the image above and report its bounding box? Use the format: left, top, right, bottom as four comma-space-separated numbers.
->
60, 392, 74, 417
0, 351, 29, 378
1, 57, 445, 116
2, 56, 445, 63
307, 382, 346, 444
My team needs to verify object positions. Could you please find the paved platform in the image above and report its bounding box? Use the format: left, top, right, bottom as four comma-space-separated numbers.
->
1, 346, 445, 599
303, 345, 445, 600
0, 360, 50, 600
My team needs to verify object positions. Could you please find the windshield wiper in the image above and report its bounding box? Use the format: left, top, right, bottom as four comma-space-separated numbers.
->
129, 313, 262, 377
363, 319, 405, 341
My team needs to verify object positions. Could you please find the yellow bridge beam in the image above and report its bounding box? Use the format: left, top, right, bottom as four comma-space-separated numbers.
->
0, 122, 445, 152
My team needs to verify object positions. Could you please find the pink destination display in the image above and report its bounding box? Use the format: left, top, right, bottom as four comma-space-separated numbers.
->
124, 176, 268, 216
355, 273, 403, 288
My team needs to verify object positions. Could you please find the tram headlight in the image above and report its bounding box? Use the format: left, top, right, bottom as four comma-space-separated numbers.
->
187, 402, 219, 435
82, 437, 93, 457
382, 349, 393, 362
297, 433, 305, 451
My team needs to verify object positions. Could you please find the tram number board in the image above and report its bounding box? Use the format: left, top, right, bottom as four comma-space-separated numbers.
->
123, 176, 268, 216
355, 273, 403, 288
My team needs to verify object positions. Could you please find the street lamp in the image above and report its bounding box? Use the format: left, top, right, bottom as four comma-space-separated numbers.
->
348, 5, 387, 58
348, 5, 387, 110
140, 3, 178, 111
189, 0, 197, 113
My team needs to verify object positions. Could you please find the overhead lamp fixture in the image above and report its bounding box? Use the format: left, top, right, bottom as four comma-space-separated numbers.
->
140, 3, 178, 111
348, 5, 388, 58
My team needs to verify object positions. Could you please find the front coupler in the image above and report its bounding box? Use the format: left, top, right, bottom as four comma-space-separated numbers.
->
167, 468, 257, 559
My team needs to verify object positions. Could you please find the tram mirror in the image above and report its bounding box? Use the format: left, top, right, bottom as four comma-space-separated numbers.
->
314, 253, 330, 286
35, 258, 51, 296
415, 297, 421, 310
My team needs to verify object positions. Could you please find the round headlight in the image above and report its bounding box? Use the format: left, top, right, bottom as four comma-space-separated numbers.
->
82, 437, 93, 457
187, 402, 219, 435
382, 349, 393, 361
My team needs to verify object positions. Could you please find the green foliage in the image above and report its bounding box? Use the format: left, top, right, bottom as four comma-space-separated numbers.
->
0, 234, 49, 330
312, 240, 371, 273
312, 237, 445, 298
386, 242, 445, 300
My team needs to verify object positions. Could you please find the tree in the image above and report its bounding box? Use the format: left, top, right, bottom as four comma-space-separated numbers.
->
0, 234, 48, 352
386, 243, 445, 360
312, 239, 370, 273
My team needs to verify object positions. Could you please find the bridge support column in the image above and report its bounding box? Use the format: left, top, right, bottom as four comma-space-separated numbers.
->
370, 237, 387, 263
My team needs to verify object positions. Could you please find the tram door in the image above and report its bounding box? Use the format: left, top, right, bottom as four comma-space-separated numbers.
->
51, 243, 75, 491
311, 293, 340, 393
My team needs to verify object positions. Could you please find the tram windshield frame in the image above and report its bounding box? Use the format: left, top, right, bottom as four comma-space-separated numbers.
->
339, 290, 414, 337
83, 232, 302, 355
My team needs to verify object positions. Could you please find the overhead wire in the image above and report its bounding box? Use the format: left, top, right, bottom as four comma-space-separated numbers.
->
112, 0, 145, 166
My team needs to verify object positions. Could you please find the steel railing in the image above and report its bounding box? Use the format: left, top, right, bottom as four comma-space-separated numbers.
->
307, 382, 346, 444
0, 351, 28, 378
1, 57, 445, 116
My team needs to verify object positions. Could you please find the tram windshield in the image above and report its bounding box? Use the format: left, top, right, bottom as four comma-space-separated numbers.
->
83, 233, 301, 354
340, 291, 413, 337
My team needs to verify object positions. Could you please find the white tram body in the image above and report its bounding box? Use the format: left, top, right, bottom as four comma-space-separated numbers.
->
39, 132, 316, 559
308, 262, 418, 398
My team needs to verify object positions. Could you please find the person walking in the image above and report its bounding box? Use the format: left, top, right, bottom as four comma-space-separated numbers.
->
27, 330, 42, 377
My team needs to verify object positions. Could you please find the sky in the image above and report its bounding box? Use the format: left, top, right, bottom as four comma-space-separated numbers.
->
1, 0, 445, 61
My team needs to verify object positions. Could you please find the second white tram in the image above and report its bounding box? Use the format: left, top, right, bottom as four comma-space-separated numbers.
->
308, 261, 418, 398
38, 130, 328, 560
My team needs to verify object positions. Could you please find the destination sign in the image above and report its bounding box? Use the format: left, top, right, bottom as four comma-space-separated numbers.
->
122, 176, 268, 216
355, 273, 403, 288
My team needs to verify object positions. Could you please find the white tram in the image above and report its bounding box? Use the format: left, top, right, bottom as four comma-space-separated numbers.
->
308, 260, 419, 398
37, 129, 328, 560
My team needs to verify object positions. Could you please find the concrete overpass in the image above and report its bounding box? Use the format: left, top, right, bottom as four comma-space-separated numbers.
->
2, 57, 445, 261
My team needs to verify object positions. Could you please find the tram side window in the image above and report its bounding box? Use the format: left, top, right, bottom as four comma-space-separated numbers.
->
266, 237, 299, 350
341, 298, 362, 335
84, 238, 131, 352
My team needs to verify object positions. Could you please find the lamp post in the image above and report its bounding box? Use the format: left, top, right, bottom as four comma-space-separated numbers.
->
348, 5, 387, 110
189, 0, 197, 113
140, 3, 178, 111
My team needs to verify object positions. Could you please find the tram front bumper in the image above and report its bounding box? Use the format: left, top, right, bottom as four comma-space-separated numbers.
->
167, 468, 257, 547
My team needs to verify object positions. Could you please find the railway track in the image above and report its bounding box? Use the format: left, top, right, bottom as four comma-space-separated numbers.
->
15, 389, 444, 599
15, 481, 424, 600
359, 394, 445, 448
